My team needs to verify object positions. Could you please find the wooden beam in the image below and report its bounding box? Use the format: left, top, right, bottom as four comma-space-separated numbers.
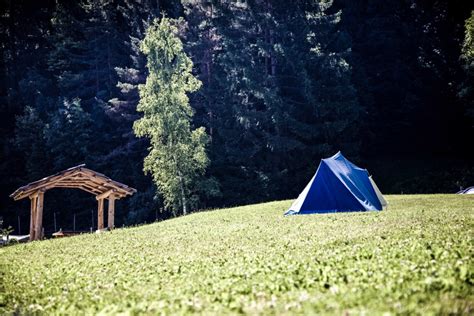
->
97, 198, 104, 230
45, 180, 102, 191
54, 184, 102, 194
53, 180, 92, 185
11, 169, 93, 200
96, 189, 116, 200
30, 191, 40, 199
77, 176, 112, 191
11, 166, 136, 201
34, 191, 44, 240
12, 169, 82, 200
108, 195, 116, 229
78, 186, 102, 195
80, 169, 134, 192
29, 195, 37, 241
54, 184, 96, 190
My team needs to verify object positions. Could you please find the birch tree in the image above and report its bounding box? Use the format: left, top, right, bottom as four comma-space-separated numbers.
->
134, 18, 209, 215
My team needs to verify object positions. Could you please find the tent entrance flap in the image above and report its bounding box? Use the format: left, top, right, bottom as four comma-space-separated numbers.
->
369, 176, 387, 209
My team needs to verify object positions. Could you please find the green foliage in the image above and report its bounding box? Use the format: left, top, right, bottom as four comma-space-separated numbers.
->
460, 10, 474, 121
0, 218, 14, 241
462, 11, 474, 62
44, 98, 92, 170
180, 0, 365, 205
0, 195, 472, 314
134, 18, 210, 215
14, 107, 49, 180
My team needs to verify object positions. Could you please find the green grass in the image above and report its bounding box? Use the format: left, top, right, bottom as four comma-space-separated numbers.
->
1, 195, 473, 315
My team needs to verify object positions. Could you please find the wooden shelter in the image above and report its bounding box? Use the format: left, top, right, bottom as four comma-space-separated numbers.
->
10, 165, 136, 241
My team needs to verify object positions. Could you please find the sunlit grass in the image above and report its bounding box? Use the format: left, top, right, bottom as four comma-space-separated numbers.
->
1, 194, 473, 314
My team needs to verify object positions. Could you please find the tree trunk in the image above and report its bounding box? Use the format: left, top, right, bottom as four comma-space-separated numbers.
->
179, 176, 187, 216
107, 34, 113, 99
207, 5, 213, 139
270, 30, 276, 76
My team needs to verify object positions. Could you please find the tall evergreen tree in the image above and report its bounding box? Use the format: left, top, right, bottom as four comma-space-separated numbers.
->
107, 1, 162, 223
134, 18, 210, 215
44, 98, 92, 170
14, 107, 50, 180
109, 0, 182, 223
306, 1, 362, 154
47, 1, 128, 170
182, 0, 362, 202
460, 10, 474, 127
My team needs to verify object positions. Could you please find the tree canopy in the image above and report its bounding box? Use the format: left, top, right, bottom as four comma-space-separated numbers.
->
134, 18, 210, 215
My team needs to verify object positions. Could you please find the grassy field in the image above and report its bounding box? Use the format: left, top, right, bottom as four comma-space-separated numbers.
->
0, 195, 473, 315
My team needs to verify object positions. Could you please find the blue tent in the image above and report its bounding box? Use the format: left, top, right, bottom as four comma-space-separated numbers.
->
457, 186, 474, 194
285, 152, 386, 215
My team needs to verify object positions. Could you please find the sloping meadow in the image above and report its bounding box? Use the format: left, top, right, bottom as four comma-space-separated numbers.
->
1, 195, 472, 314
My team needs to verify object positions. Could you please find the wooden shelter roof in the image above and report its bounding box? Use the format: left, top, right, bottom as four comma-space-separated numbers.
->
10, 164, 136, 201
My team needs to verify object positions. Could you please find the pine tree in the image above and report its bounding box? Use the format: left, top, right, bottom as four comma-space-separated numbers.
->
48, 1, 126, 110
460, 10, 474, 126
181, 0, 286, 204
44, 98, 92, 170
181, 0, 362, 202
3, 1, 56, 192
47, 1, 128, 169
134, 18, 209, 215
108, 0, 164, 224
306, 1, 362, 156
14, 106, 50, 180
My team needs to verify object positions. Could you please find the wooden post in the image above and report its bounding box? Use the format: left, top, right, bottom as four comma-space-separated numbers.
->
34, 191, 44, 240
29, 195, 37, 241
108, 195, 115, 229
97, 198, 104, 230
